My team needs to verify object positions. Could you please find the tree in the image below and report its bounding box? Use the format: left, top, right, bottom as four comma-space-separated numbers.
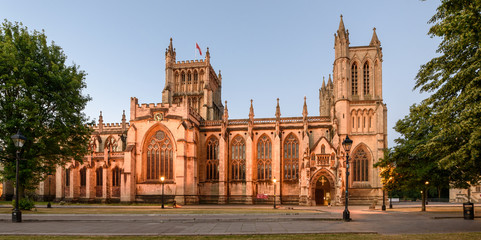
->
415, 0, 481, 189
0, 20, 92, 195
376, 104, 450, 211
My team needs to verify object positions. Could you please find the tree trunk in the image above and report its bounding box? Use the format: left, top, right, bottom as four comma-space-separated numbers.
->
467, 187, 471, 203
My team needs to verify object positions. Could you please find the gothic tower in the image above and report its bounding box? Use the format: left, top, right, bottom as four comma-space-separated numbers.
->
161, 39, 224, 120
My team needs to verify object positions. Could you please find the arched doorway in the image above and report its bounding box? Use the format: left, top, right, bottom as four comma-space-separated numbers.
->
315, 175, 331, 206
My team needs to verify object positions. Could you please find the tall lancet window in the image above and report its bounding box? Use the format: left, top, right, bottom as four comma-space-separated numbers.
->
257, 135, 272, 180
363, 62, 370, 95
206, 136, 219, 181
283, 133, 299, 180
146, 130, 173, 180
351, 63, 358, 95
230, 135, 246, 181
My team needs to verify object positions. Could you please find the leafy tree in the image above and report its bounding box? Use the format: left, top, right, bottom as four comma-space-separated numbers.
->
376, 104, 449, 211
0, 20, 92, 195
415, 0, 481, 189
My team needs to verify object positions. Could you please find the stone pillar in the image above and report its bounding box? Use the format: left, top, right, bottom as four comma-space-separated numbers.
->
273, 134, 281, 204
218, 135, 228, 204
245, 136, 253, 204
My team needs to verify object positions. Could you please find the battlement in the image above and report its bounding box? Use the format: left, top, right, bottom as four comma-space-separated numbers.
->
176, 59, 204, 64
91, 122, 130, 129
138, 102, 165, 109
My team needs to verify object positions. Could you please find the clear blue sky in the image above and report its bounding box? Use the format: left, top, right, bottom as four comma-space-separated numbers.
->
2, 0, 440, 147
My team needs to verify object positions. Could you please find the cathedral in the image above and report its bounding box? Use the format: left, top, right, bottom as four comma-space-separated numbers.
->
21, 17, 388, 205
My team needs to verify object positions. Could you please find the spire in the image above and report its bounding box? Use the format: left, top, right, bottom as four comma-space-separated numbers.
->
275, 98, 281, 120
328, 74, 332, 86
121, 110, 126, 130
218, 70, 222, 81
98, 111, 103, 132
223, 100, 229, 121
338, 14, 345, 33
370, 27, 381, 47
322, 77, 326, 89
249, 99, 254, 120
165, 38, 176, 62
337, 14, 348, 39
205, 47, 210, 63
302, 96, 308, 118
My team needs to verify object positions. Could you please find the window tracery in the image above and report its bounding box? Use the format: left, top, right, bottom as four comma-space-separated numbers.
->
352, 147, 369, 182
257, 135, 272, 180
283, 133, 299, 180
206, 136, 219, 181
146, 130, 173, 180
231, 135, 246, 181
363, 62, 370, 95
96, 167, 103, 186
351, 63, 358, 95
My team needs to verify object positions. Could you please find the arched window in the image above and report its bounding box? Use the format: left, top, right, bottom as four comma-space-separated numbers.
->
352, 147, 369, 182
206, 136, 219, 181
96, 167, 103, 186
181, 72, 186, 92
175, 73, 180, 92
146, 130, 174, 180
257, 135, 272, 180
363, 62, 370, 95
321, 145, 326, 154
105, 136, 118, 152
231, 135, 246, 181
351, 63, 358, 95
80, 167, 87, 186
112, 167, 121, 187
283, 134, 299, 180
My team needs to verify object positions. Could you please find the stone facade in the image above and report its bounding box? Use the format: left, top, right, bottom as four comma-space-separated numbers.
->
29, 16, 388, 205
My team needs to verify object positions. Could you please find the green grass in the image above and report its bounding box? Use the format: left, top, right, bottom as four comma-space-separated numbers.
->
0, 233, 481, 240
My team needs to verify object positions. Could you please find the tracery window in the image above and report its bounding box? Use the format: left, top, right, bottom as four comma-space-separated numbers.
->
351, 63, 358, 95
96, 167, 103, 186
352, 148, 369, 182
80, 167, 87, 186
146, 130, 173, 180
363, 62, 370, 95
105, 136, 118, 152
112, 167, 121, 187
206, 136, 219, 181
231, 135, 246, 181
283, 134, 299, 180
187, 72, 192, 85
257, 135, 272, 180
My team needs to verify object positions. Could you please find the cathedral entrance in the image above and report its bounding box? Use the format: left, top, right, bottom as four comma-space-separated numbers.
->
315, 175, 331, 206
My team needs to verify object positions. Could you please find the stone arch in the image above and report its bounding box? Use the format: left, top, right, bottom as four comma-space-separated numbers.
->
309, 168, 336, 206
141, 123, 177, 182
350, 143, 373, 183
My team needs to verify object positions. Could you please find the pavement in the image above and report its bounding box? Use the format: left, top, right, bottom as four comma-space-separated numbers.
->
0, 202, 480, 236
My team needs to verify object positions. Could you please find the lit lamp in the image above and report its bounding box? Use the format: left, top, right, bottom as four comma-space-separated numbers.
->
425, 181, 429, 206
11, 130, 27, 223
342, 135, 353, 222
160, 176, 165, 209
273, 177, 277, 209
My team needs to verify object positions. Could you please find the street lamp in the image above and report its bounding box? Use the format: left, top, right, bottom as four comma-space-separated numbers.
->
11, 130, 26, 223
342, 135, 353, 222
160, 176, 165, 209
47, 173, 52, 208
273, 177, 277, 209
425, 181, 429, 206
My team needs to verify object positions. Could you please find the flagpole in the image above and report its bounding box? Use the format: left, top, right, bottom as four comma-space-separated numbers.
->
194, 43, 196, 59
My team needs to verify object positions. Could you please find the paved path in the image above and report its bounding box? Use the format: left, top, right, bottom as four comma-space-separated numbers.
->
0, 203, 480, 236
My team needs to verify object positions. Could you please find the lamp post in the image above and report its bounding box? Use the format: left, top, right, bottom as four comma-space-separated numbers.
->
425, 181, 429, 206
382, 189, 386, 211
160, 176, 165, 209
342, 135, 353, 222
47, 173, 52, 208
11, 130, 26, 223
273, 177, 277, 209
389, 192, 393, 209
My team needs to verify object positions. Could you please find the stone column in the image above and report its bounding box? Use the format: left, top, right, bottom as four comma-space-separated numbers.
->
245, 136, 253, 204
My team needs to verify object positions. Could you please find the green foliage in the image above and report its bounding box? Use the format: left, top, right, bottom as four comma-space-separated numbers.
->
413, 0, 481, 188
12, 197, 35, 210
375, 104, 450, 194
0, 20, 92, 191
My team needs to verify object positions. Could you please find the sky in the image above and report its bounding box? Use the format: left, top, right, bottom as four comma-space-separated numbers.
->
1, 0, 441, 147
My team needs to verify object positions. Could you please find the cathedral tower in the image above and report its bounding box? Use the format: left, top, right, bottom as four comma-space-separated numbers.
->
161, 39, 224, 120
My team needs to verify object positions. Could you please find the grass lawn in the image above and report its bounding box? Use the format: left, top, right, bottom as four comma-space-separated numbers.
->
0, 233, 481, 240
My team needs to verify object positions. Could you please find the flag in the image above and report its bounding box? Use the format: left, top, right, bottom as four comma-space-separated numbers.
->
196, 43, 202, 56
